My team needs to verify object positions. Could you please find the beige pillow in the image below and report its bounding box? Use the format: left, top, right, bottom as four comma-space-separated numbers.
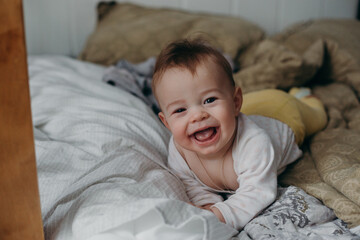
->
234, 19, 360, 94
270, 19, 360, 97
79, 2, 264, 65
234, 39, 324, 93
271, 19, 360, 64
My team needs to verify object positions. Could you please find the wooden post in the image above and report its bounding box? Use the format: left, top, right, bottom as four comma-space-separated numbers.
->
0, 0, 44, 239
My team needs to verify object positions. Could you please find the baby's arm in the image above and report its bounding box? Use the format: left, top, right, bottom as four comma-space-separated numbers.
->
167, 137, 224, 207
171, 165, 224, 206
212, 135, 278, 229
169, 155, 236, 225
209, 206, 226, 223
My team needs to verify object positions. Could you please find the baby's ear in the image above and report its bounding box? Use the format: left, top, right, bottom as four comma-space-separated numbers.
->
158, 112, 170, 129
233, 87, 243, 113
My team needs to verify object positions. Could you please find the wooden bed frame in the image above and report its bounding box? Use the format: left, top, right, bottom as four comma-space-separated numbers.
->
0, 0, 44, 239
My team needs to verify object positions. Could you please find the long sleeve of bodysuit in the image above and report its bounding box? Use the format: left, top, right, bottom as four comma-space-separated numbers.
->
167, 114, 302, 230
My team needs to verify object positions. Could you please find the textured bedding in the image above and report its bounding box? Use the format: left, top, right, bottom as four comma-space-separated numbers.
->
29, 56, 359, 239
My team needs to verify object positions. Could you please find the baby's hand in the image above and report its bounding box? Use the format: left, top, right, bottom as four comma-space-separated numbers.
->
210, 206, 226, 223
188, 202, 225, 223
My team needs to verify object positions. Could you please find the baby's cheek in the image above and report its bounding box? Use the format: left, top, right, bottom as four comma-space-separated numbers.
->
171, 125, 188, 142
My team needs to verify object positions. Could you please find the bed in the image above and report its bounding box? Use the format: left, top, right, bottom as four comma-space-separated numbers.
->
2, 1, 360, 239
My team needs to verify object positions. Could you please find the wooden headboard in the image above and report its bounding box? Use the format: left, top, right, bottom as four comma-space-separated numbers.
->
0, 0, 44, 239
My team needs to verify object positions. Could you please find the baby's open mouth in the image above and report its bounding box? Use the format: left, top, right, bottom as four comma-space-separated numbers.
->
194, 127, 217, 142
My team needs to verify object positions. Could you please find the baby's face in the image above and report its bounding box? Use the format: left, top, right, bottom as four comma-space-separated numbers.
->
156, 60, 242, 158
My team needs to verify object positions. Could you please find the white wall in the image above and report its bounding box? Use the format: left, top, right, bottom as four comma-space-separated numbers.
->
23, 0, 359, 57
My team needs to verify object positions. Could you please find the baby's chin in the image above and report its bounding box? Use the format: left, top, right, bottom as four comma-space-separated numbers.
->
175, 138, 223, 158
190, 146, 223, 159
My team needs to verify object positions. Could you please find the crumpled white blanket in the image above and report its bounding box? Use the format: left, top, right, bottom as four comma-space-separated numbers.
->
29, 55, 358, 240
29, 55, 238, 240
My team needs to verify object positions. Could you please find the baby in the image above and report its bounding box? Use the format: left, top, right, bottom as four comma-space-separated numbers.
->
152, 39, 327, 230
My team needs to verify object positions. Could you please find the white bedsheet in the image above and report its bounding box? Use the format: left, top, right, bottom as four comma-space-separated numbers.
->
29, 56, 238, 240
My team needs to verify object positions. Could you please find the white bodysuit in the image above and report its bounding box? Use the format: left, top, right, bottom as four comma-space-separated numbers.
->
167, 113, 302, 230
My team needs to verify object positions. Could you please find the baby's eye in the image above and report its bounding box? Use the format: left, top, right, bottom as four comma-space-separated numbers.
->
174, 108, 186, 114
204, 97, 216, 104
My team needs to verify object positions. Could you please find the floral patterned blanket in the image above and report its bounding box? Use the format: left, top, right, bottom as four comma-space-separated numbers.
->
241, 186, 358, 239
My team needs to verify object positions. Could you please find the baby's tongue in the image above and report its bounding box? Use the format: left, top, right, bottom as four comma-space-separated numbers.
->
194, 128, 214, 141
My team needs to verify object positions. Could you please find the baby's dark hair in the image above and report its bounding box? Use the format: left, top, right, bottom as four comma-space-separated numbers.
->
152, 38, 235, 97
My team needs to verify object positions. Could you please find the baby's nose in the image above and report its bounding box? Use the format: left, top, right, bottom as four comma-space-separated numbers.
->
190, 109, 209, 123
